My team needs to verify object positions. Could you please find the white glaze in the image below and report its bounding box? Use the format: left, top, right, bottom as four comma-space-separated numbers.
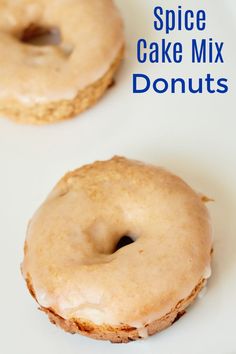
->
137, 327, 149, 339
203, 265, 212, 279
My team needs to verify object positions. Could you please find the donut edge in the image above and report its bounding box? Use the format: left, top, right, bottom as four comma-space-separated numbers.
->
0, 45, 124, 125
24, 274, 207, 343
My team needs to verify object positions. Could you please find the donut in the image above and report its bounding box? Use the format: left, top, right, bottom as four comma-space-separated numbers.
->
0, 0, 124, 124
22, 157, 212, 343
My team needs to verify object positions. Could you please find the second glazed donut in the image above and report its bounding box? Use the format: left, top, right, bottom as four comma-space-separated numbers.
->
0, 0, 124, 124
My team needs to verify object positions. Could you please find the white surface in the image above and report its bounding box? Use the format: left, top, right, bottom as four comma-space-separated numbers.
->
0, 1, 236, 353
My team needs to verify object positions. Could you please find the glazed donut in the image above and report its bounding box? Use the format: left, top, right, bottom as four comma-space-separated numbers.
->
22, 157, 212, 343
0, 0, 124, 124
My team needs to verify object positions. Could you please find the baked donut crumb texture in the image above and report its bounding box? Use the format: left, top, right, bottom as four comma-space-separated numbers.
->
25, 274, 206, 343
0, 47, 124, 124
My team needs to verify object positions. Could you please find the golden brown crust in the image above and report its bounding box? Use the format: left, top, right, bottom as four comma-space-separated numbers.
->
25, 273, 206, 343
0, 46, 124, 125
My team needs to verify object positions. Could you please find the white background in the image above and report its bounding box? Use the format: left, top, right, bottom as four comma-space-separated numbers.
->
0, 1, 236, 353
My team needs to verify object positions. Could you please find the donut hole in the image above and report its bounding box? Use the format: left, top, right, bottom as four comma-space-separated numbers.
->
114, 236, 135, 252
21, 24, 62, 46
